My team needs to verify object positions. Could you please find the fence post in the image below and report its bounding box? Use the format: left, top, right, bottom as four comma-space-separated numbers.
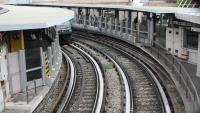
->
157, 47, 159, 58
26, 85, 28, 104
34, 80, 37, 95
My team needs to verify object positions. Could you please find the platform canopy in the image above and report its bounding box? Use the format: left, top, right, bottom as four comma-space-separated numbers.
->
0, 5, 74, 31
175, 13, 200, 25
16, 3, 200, 25
24, 3, 200, 14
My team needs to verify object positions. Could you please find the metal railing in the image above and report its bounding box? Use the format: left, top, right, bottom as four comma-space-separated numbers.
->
71, 14, 200, 113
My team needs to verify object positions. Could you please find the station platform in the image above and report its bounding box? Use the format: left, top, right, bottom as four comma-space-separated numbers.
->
2, 85, 49, 113
1, 62, 65, 113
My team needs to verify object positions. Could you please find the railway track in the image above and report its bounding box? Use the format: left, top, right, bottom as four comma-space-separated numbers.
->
74, 39, 167, 113
32, 56, 70, 113
70, 29, 187, 113
72, 29, 185, 113
72, 43, 131, 113
57, 45, 104, 113
32, 29, 185, 113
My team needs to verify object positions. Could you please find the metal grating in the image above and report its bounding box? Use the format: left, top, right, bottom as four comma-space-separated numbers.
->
177, 0, 200, 8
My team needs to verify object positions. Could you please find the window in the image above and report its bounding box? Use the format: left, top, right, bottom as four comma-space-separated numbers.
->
183, 30, 198, 50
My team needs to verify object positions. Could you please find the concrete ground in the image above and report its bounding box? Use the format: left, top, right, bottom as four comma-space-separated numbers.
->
2, 85, 49, 113
180, 61, 200, 97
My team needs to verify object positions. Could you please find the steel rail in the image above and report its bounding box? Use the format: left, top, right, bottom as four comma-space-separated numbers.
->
56, 49, 76, 113
73, 33, 171, 113
71, 44, 104, 113
75, 42, 132, 113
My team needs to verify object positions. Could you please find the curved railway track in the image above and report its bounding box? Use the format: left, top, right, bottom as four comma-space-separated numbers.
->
57, 45, 104, 113
72, 29, 185, 113
32, 55, 70, 113
74, 39, 167, 113
71, 29, 185, 113
72, 43, 131, 113
32, 29, 186, 113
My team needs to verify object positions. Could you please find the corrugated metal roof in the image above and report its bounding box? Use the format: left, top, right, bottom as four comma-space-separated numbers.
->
0, 5, 74, 31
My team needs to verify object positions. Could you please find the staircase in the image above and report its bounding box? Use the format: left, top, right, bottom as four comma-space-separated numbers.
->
177, 0, 200, 8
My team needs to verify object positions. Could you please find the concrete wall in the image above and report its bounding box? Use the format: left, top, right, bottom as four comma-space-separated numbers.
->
166, 27, 199, 63
166, 27, 183, 57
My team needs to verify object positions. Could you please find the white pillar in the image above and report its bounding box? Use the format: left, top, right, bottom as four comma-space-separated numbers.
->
148, 17, 154, 44
197, 33, 200, 77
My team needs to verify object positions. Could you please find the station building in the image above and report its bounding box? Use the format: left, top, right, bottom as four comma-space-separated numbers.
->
0, 5, 74, 111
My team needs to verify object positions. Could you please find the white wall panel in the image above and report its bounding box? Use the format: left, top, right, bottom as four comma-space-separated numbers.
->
166, 27, 174, 54
7, 52, 21, 94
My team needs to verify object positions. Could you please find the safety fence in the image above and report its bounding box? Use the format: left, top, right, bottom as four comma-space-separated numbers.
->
72, 13, 200, 113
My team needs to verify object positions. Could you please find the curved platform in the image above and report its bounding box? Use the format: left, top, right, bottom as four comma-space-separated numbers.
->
0, 5, 74, 31
17, 3, 200, 14
15, 3, 200, 25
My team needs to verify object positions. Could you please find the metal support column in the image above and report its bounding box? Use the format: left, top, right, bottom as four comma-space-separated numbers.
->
86, 8, 90, 26
127, 11, 132, 34
148, 13, 154, 44
115, 10, 119, 32
197, 34, 200, 77
98, 9, 102, 31
77, 8, 81, 23
83, 8, 87, 28
137, 12, 140, 42
19, 50, 27, 92
152, 13, 157, 46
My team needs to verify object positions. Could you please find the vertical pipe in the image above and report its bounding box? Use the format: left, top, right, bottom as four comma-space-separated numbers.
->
34, 80, 37, 95
26, 86, 28, 104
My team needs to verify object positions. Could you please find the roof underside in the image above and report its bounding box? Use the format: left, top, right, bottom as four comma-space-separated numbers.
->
18, 3, 200, 25
26, 3, 200, 14
0, 5, 74, 31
